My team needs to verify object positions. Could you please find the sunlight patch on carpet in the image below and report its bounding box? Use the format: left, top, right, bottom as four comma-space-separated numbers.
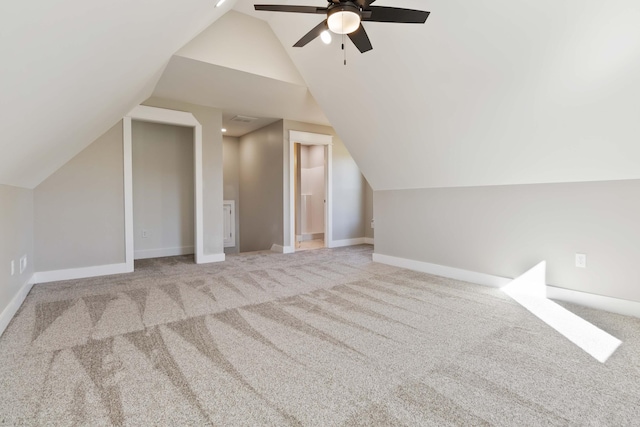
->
502, 261, 621, 363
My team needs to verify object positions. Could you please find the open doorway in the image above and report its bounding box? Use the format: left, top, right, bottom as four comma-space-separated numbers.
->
287, 130, 332, 252
124, 105, 207, 271
295, 143, 326, 251
131, 121, 194, 260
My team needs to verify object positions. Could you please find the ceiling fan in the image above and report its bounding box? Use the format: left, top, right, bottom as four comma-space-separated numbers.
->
254, 0, 430, 53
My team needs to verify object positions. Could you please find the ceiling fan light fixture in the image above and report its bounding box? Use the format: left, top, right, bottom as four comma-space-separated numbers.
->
320, 30, 332, 44
327, 4, 361, 35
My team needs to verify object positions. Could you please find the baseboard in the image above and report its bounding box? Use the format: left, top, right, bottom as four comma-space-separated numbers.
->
364, 237, 374, 245
373, 253, 640, 319
330, 238, 368, 248
372, 253, 510, 288
297, 233, 324, 242
35, 263, 131, 284
196, 253, 225, 264
547, 286, 640, 319
134, 246, 194, 260
271, 244, 295, 254
0, 274, 35, 336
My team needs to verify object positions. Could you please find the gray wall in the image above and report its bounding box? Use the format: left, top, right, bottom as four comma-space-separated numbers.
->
223, 136, 240, 254
34, 98, 225, 273
374, 180, 640, 303
144, 97, 224, 256
283, 120, 369, 243
132, 121, 194, 258
35, 121, 125, 271
0, 185, 34, 329
364, 180, 374, 239
239, 120, 284, 252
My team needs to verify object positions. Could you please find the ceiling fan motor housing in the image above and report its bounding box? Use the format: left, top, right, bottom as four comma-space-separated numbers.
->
327, 1, 361, 34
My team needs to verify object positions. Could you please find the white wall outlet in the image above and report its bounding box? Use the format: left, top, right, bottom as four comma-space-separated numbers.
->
575, 253, 587, 268
370, 219, 375, 229
142, 230, 148, 238
20, 255, 27, 274
10, 260, 15, 276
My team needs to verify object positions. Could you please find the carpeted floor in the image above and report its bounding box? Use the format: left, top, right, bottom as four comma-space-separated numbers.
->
1, 245, 639, 426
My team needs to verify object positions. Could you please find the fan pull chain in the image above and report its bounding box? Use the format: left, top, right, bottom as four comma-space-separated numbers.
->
342, 13, 347, 65
342, 33, 347, 65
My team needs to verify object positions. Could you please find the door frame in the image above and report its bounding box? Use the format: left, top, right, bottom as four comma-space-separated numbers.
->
123, 105, 205, 270
287, 130, 333, 252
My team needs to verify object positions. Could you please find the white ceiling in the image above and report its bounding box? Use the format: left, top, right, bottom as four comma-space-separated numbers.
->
3, 0, 640, 192
0, 0, 236, 188
237, 0, 640, 190
152, 10, 329, 135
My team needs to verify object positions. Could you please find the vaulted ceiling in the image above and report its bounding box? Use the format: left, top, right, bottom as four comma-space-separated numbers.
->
2, 0, 640, 191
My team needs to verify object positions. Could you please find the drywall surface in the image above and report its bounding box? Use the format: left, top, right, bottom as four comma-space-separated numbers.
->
374, 180, 640, 303
283, 120, 367, 243
0, 185, 34, 331
223, 136, 241, 254
35, 121, 125, 271
176, 10, 305, 86
364, 180, 374, 240
143, 98, 224, 256
132, 121, 194, 258
239, 121, 284, 252
265, 0, 640, 191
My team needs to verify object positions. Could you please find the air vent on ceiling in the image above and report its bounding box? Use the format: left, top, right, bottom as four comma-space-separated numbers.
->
230, 115, 258, 124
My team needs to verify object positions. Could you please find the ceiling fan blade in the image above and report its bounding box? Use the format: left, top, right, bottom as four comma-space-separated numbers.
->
254, 5, 327, 14
363, 6, 430, 24
348, 24, 373, 53
354, 0, 376, 7
294, 20, 328, 47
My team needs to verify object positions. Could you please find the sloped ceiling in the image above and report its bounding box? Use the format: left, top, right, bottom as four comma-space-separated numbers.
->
0, 0, 236, 188
5, 0, 639, 191
236, 0, 640, 190
152, 10, 329, 128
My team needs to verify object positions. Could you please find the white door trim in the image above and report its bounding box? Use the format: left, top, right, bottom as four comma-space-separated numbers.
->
124, 105, 205, 270
288, 130, 333, 252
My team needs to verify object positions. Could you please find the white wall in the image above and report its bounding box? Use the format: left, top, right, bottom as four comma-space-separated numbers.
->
132, 121, 194, 259
375, 180, 640, 303
0, 185, 34, 335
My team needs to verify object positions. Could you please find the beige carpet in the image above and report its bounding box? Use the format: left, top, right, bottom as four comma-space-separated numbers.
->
1, 245, 639, 426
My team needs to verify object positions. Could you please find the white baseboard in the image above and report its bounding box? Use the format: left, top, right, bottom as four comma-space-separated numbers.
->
297, 233, 324, 242
373, 253, 640, 319
0, 274, 35, 337
547, 286, 640, 319
364, 237, 374, 245
196, 253, 225, 264
271, 244, 295, 254
372, 253, 510, 288
330, 238, 368, 248
134, 246, 194, 260
35, 263, 132, 284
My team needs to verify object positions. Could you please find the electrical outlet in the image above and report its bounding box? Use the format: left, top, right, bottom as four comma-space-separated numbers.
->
142, 230, 148, 238
370, 219, 375, 229
10, 260, 15, 276
20, 255, 27, 274
575, 253, 586, 268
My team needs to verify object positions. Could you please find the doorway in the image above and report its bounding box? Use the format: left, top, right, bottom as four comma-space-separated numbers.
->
295, 143, 326, 251
287, 130, 333, 252
131, 121, 194, 260
124, 105, 207, 272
